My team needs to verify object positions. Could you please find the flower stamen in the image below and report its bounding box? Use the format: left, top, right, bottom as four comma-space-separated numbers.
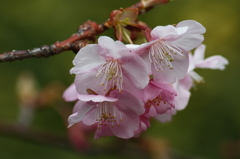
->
149, 40, 185, 72
95, 102, 123, 129
96, 60, 123, 92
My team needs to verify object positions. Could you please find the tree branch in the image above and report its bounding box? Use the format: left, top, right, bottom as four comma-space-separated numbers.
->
0, 0, 170, 63
0, 121, 70, 148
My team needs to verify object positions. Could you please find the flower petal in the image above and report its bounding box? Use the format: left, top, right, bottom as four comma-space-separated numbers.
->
68, 101, 95, 127
110, 112, 140, 139
170, 34, 204, 52
81, 108, 98, 126
63, 83, 78, 102
70, 44, 105, 74
151, 25, 180, 40
155, 101, 172, 114
74, 72, 106, 95
153, 51, 189, 84
196, 55, 229, 70
173, 75, 192, 110
192, 44, 206, 64
159, 89, 175, 107
176, 20, 206, 35
78, 94, 118, 102
134, 116, 150, 137
121, 76, 143, 99
151, 81, 177, 96
98, 36, 129, 59
154, 109, 176, 123
94, 124, 114, 139
111, 90, 145, 116
141, 81, 162, 103
121, 53, 149, 89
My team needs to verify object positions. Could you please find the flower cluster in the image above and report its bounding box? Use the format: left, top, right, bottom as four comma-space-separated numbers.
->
63, 20, 228, 139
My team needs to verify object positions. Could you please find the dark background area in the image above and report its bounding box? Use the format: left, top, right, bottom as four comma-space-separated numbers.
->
0, 0, 239, 158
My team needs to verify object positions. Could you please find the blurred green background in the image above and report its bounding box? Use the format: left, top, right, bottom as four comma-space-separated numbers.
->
0, 0, 239, 158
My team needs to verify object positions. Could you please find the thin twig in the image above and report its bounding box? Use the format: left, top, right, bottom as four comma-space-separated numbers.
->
0, 121, 70, 148
0, 0, 170, 63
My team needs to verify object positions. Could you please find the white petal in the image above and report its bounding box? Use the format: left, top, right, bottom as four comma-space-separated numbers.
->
98, 36, 128, 59
78, 94, 118, 102
74, 71, 106, 95
121, 54, 149, 89
70, 44, 105, 74
113, 90, 144, 116
151, 25, 180, 40
196, 55, 229, 70
173, 75, 193, 110
153, 51, 189, 84
62, 83, 78, 102
176, 20, 206, 34
154, 109, 176, 123
192, 44, 206, 63
68, 102, 95, 127
170, 34, 204, 52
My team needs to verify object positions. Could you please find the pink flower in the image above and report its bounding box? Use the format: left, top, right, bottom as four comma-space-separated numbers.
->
188, 44, 228, 80
68, 89, 144, 139
155, 44, 228, 122
141, 80, 177, 117
70, 36, 149, 96
131, 20, 206, 84
174, 44, 229, 110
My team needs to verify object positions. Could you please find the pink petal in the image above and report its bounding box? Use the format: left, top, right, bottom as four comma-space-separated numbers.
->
81, 108, 98, 126
151, 25, 180, 40
112, 90, 145, 116
188, 53, 195, 72
78, 94, 118, 102
173, 75, 192, 110
176, 20, 206, 35
68, 102, 95, 127
121, 76, 143, 99
98, 36, 129, 59
151, 81, 177, 96
70, 44, 105, 74
141, 81, 162, 103
94, 124, 114, 139
110, 113, 141, 139
128, 44, 152, 74
154, 109, 176, 123
73, 100, 85, 113
170, 34, 204, 52
192, 44, 206, 65
134, 116, 150, 137
153, 51, 189, 84
63, 83, 78, 102
128, 42, 153, 55
159, 89, 175, 107
154, 112, 172, 123
121, 53, 149, 89
140, 52, 152, 75
196, 55, 229, 70
155, 101, 172, 114
74, 72, 106, 95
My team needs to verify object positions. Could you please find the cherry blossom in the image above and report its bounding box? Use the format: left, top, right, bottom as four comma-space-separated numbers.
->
131, 20, 206, 84
141, 80, 177, 117
70, 36, 149, 96
68, 89, 144, 139
174, 44, 228, 111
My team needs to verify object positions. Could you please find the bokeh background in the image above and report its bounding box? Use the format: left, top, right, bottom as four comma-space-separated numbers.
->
0, 0, 239, 158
